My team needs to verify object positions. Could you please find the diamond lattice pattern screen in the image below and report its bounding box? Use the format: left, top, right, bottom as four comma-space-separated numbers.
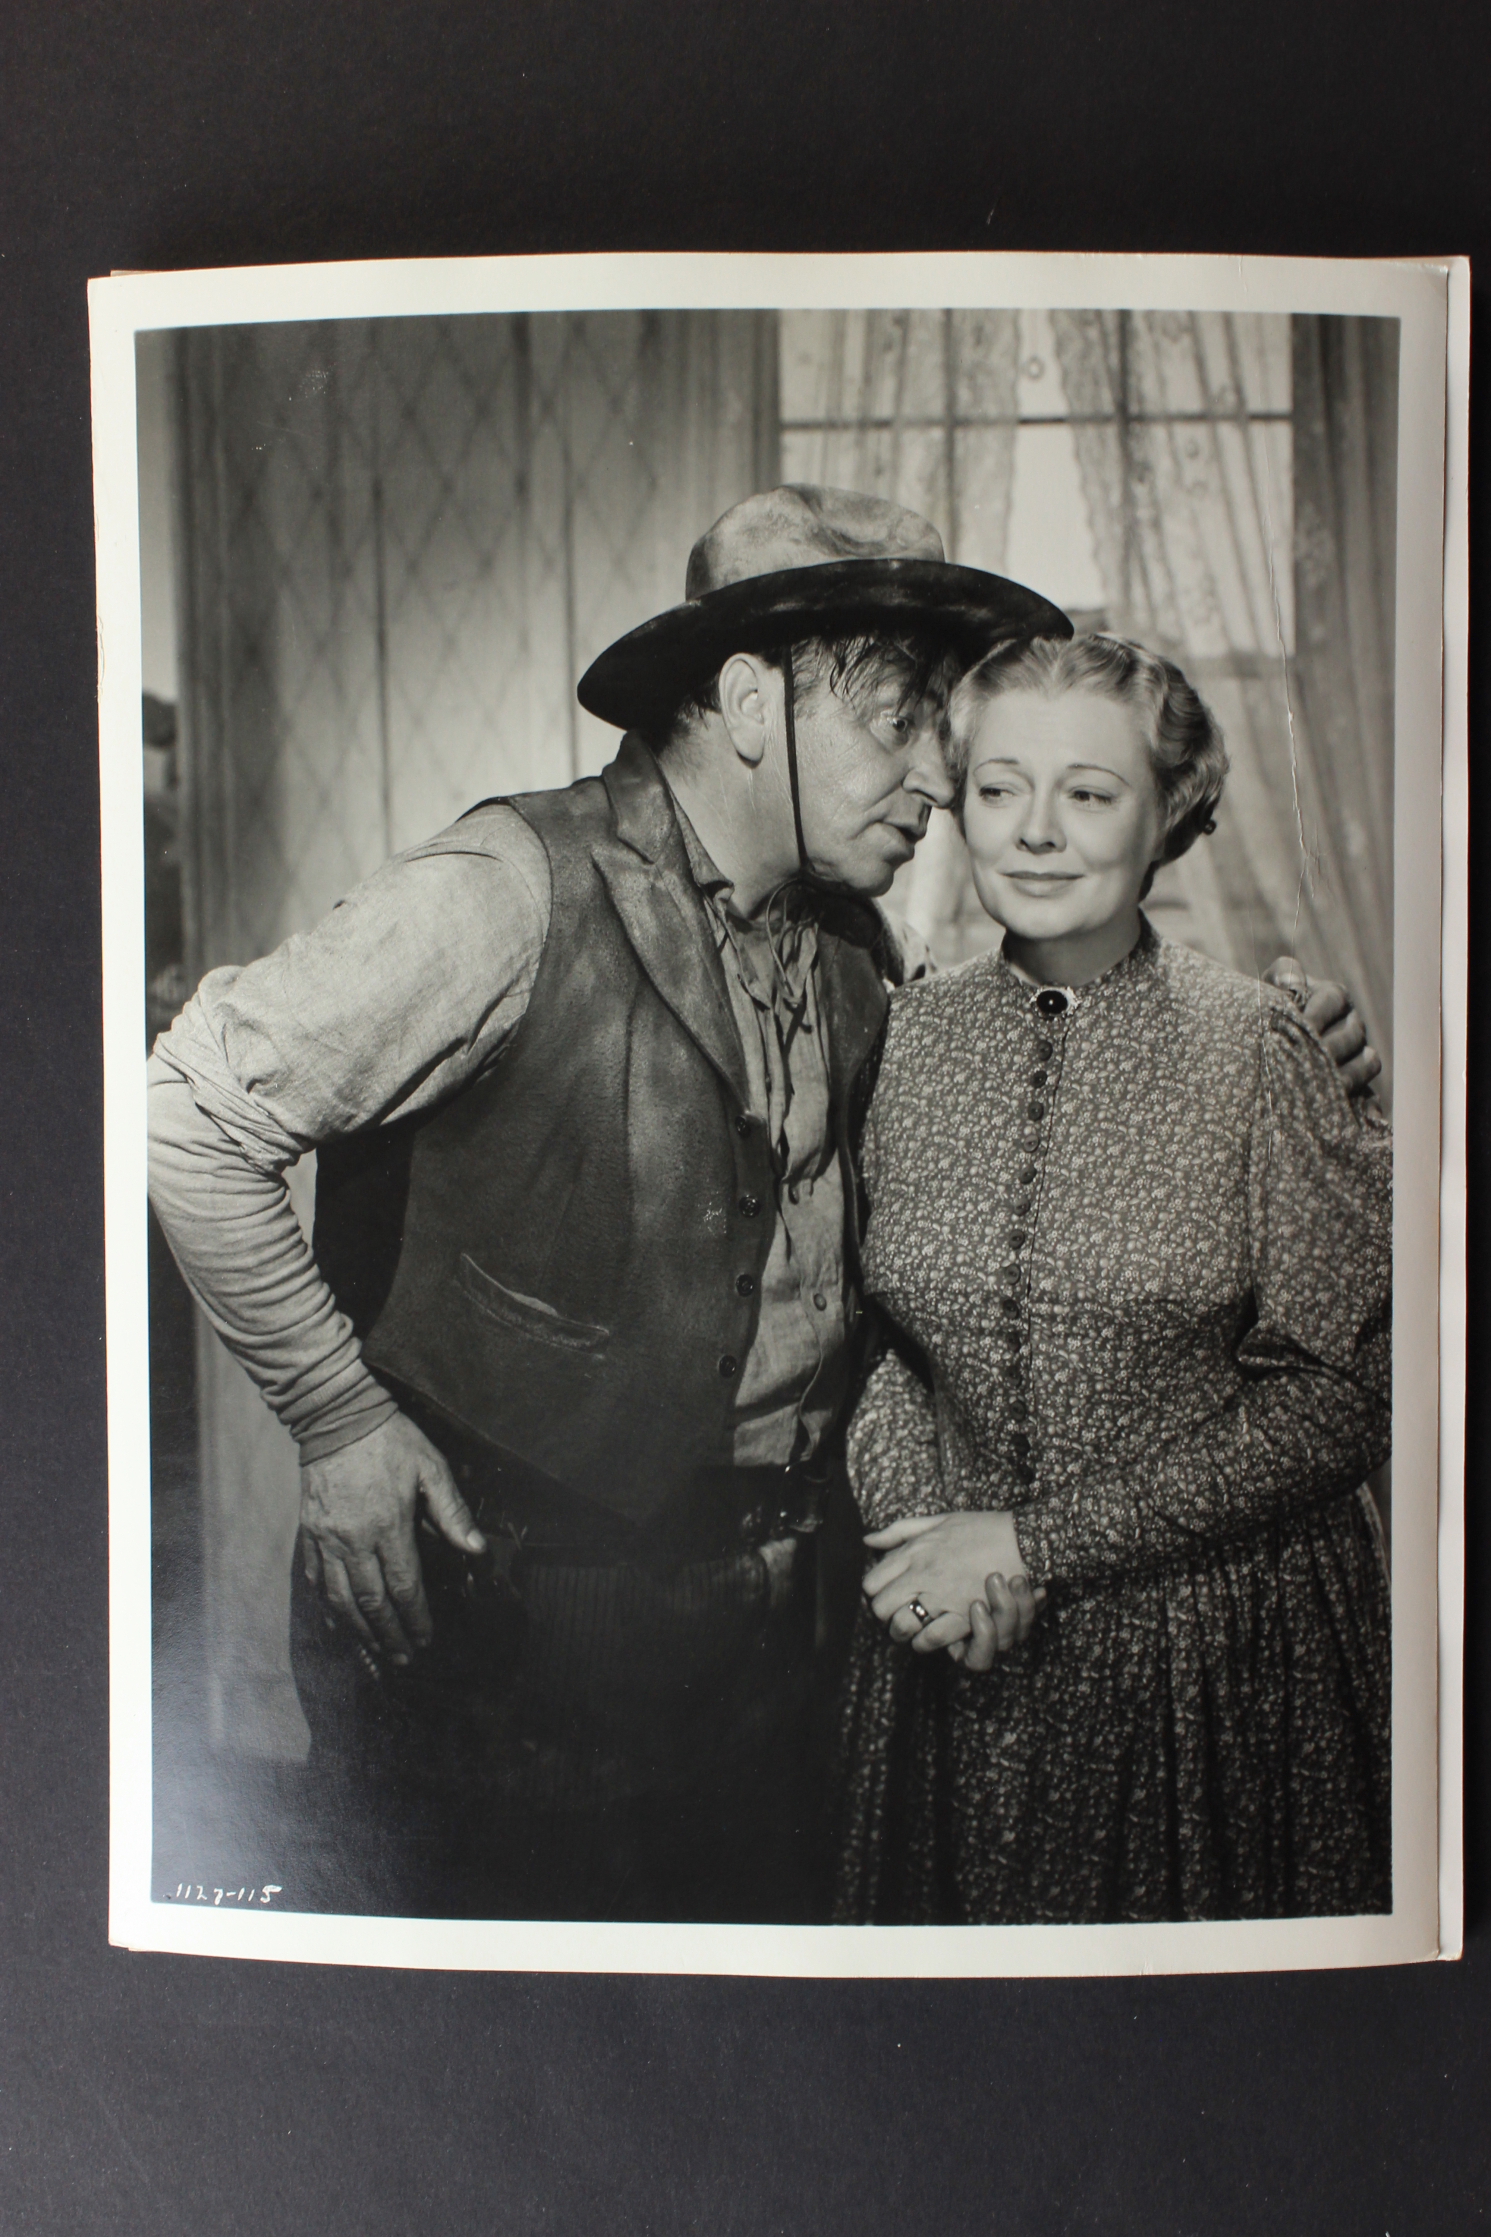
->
177, 312, 778, 970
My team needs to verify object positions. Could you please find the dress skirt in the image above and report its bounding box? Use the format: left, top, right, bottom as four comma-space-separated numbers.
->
833, 1487, 1391, 1925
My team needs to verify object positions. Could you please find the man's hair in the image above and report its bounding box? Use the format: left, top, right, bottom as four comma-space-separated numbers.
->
653, 628, 966, 753
944, 633, 1229, 895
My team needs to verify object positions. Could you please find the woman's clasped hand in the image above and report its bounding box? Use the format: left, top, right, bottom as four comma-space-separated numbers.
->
861, 1510, 1048, 1663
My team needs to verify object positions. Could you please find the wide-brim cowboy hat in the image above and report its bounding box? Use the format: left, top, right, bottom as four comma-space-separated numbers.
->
576, 483, 1073, 732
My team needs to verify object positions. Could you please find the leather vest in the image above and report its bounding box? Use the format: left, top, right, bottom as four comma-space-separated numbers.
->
312, 737, 892, 1528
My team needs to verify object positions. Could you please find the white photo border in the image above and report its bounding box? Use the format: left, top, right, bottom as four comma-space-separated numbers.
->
91, 249, 1466, 1977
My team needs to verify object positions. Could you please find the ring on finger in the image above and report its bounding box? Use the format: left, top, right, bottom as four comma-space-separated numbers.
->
905, 1597, 935, 1628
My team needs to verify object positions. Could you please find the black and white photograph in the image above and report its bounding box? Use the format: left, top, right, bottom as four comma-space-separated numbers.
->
93, 252, 1460, 1975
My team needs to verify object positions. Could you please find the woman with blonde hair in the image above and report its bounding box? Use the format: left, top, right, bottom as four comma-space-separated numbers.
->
835, 634, 1391, 1926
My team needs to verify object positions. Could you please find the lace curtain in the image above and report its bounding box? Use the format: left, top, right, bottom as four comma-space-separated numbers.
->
1050, 310, 1397, 1094
1290, 315, 1398, 1086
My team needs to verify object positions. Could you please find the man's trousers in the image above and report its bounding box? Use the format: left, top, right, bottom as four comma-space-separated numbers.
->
288, 1455, 828, 1925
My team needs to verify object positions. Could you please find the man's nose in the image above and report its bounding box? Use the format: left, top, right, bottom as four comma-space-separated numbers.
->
904, 731, 956, 811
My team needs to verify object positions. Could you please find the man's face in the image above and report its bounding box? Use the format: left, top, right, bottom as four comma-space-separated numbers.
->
792, 659, 957, 897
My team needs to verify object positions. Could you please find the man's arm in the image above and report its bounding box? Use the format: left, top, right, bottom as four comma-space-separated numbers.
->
148, 808, 551, 1657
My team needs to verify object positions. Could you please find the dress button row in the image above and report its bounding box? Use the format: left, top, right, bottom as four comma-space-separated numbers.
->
1009, 1027, 1051, 1477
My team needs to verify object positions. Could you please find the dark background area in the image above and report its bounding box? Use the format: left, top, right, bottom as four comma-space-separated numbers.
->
0, 3, 1485, 2230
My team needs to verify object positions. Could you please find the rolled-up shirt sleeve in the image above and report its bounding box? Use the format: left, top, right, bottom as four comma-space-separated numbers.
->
148, 806, 550, 1461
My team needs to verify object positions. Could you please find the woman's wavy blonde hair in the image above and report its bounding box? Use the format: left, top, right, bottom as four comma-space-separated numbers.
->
945, 634, 1229, 897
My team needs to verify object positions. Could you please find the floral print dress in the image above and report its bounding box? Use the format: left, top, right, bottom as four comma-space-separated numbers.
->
834, 923, 1392, 1925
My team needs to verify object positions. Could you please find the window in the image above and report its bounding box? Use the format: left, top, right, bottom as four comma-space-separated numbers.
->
780, 307, 1293, 653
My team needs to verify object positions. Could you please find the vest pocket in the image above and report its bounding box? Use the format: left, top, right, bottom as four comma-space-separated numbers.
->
456, 1252, 611, 1353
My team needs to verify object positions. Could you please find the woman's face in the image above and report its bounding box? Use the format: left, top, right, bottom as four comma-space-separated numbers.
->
960, 686, 1167, 943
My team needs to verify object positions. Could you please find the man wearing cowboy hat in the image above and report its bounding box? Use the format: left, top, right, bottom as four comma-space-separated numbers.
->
148, 483, 1376, 1923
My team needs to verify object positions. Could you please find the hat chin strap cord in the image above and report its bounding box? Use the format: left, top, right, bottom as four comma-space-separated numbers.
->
778, 652, 878, 911
780, 650, 813, 881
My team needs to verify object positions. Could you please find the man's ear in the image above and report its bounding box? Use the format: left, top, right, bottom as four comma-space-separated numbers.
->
716, 652, 779, 769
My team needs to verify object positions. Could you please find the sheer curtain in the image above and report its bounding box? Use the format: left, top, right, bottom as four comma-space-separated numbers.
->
1051, 310, 1396, 1092
1290, 315, 1398, 1085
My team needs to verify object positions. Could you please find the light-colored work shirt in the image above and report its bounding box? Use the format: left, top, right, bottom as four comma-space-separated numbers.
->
147, 795, 854, 1469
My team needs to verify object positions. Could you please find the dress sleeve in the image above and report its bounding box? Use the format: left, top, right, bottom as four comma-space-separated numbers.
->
846, 1044, 949, 1529
1015, 1004, 1392, 1587
845, 1338, 945, 1532
147, 812, 550, 1460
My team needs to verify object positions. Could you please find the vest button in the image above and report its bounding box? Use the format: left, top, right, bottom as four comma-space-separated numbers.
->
718, 1353, 739, 1378
736, 1272, 756, 1296
734, 1113, 754, 1137
738, 1193, 761, 1217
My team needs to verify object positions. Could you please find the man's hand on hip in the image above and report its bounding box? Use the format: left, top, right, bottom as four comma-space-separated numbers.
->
300, 1411, 486, 1662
